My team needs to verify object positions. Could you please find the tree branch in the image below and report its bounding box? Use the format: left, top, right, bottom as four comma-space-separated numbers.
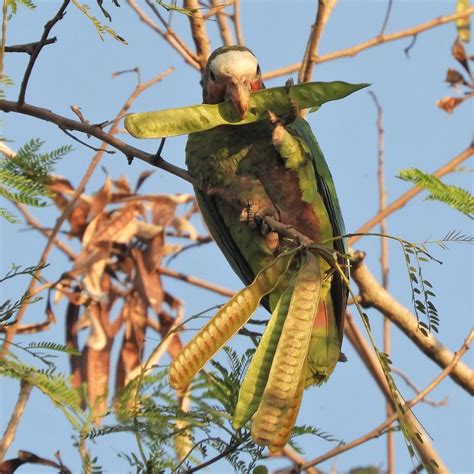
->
210, 0, 234, 46
158, 266, 235, 297
126, 0, 201, 70
184, 0, 211, 70
18, 0, 70, 104
351, 143, 474, 244
5, 38, 57, 55
232, 0, 245, 46
0, 381, 33, 461
298, 0, 337, 84
263, 8, 474, 80
0, 98, 194, 185
1, 69, 191, 351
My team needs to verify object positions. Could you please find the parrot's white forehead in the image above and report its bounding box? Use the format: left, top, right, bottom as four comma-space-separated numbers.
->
210, 50, 258, 78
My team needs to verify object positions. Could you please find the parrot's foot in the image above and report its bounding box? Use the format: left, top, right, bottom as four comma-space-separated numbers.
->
240, 201, 280, 251
267, 97, 299, 128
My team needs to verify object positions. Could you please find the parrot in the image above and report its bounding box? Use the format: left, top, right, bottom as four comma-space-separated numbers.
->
172, 45, 349, 450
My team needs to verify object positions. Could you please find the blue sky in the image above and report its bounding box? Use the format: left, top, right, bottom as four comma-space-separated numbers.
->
1, 1, 473, 472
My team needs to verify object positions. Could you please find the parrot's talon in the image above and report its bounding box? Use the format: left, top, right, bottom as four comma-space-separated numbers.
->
284, 77, 295, 94
267, 110, 279, 125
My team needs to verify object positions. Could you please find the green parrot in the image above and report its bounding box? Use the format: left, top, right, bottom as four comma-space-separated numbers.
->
181, 46, 348, 449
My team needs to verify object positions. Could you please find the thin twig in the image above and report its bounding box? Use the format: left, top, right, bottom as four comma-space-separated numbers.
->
263, 8, 474, 80
18, 0, 70, 104
379, 0, 393, 35
392, 367, 448, 407
369, 90, 393, 473
5, 38, 57, 55
127, 0, 200, 70
184, 0, 211, 70
0, 0, 8, 79
15, 203, 77, 259
350, 144, 474, 244
210, 0, 234, 46
159, 267, 235, 297
298, 0, 337, 84
232, 0, 245, 46
0, 381, 33, 461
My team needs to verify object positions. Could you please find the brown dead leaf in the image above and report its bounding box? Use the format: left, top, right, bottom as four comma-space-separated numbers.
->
171, 216, 198, 240
83, 302, 113, 420
436, 96, 465, 113
89, 176, 113, 220
134, 170, 154, 193
452, 38, 471, 76
115, 292, 148, 391
445, 68, 470, 87
132, 248, 164, 315
66, 294, 82, 390
114, 175, 132, 195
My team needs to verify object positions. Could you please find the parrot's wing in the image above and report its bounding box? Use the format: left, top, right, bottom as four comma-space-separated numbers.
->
292, 118, 349, 343
195, 189, 270, 306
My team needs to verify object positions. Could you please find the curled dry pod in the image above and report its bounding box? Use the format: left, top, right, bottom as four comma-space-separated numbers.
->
124, 82, 369, 139
233, 273, 297, 429
251, 251, 322, 447
169, 249, 298, 391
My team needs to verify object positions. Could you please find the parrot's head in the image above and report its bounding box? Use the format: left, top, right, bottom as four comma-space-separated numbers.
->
202, 46, 264, 119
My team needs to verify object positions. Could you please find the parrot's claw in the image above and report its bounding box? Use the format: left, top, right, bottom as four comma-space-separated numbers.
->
267, 98, 299, 129
240, 201, 280, 252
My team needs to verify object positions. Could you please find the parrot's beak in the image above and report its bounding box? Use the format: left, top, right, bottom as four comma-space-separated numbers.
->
226, 82, 251, 119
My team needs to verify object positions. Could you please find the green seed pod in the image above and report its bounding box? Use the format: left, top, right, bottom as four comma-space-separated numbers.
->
124, 81, 369, 139
251, 252, 322, 447
233, 273, 297, 429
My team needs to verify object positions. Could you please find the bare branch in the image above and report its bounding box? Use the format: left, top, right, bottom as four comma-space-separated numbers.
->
184, 0, 211, 69
159, 266, 235, 297
5, 38, 57, 55
392, 367, 449, 407
210, 0, 234, 46
126, 0, 201, 70
263, 8, 474, 80
369, 90, 394, 472
0, 381, 33, 461
232, 0, 245, 46
351, 144, 474, 244
18, 0, 70, 105
379, 0, 393, 35
298, 0, 337, 84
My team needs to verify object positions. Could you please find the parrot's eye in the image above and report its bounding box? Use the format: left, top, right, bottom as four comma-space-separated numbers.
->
256, 64, 261, 75
209, 69, 216, 81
